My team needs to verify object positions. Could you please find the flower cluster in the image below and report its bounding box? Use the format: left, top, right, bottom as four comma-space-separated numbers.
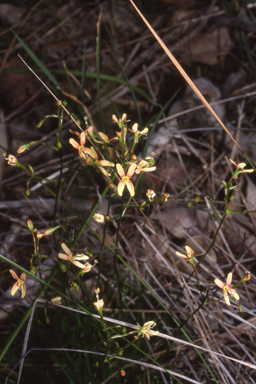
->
68, 116, 157, 198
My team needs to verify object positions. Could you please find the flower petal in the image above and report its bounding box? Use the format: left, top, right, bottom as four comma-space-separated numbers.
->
89, 146, 97, 159
176, 251, 188, 259
132, 123, 138, 132
20, 273, 27, 282
140, 166, 156, 172
99, 166, 111, 177
21, 283, 26, 298
185, 246, 194, 257
69, 138, 79, 149
229, 288, 239, 301
98, 132, 109, 142
226, 272, 232, 286
223, 291, 230, 305
80, 131, 86, 146
214, 278, 225, 289
98, 160, 115, 167
140, 127, 148, 135
127, 180, 135, 196
229, 158, 237, 166
58, 253, 69, 261
9, 270, 19, 280
237, 163, 246, 169
11, 282, 19, 296
116, 164, 125, 178
73, 254, 89, 260
117, 181, 125, 196
61, 243, 72, 256
72, 260, 86, 269
84, 147, 97, 158
127, 163, 136, 178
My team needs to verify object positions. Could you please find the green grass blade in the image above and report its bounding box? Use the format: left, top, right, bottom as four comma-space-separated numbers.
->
12, 30, 61, 89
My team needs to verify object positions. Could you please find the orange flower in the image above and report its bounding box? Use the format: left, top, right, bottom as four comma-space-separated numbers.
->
116, 163, 136, 196
215, 272, 239, 305
69, 131, 95, 160
58, 243, 89, 269
10, 270, 26, 298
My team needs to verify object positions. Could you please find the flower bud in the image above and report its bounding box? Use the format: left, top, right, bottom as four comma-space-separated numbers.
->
7, 154, 18, 166
43, 226, 60, 236
27, 220, 34, 232
60, 264, 67, 272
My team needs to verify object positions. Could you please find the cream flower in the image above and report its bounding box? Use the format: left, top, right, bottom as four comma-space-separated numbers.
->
146, 189, 156, 201
93, 299, 104, 311
230, 159, 254, 174
7, 154, 18, 166
135, 159, 156, 174
93, 213, 105, 223
10, 270, 26, 298
176, 246, 194, 260
139, 321, 159, 340
116, 163, 136, 196
132, 123, 148, 135
89, 147, 114, 176
112, 114, 127, 124
215, 272, 239, 305
58, 243, 89, 269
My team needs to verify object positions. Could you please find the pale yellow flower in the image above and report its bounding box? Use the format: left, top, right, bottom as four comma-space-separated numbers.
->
116, 163, 136, 196
10, 270, 26, 298
93, 299, 104, 311
58, 243, 89, 269
69, 131, 95, 159
146, 189, 156, 201
135, 159, 156, 174
176, 246, 194, 260
215, 272, 239, 305
230, 159, 254, 174
139, 321, 159, 340
7, 154, 18, 166
93, 213, 105, 223
89, 147, 114, 177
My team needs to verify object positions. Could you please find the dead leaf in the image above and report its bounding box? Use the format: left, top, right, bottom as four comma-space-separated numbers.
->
182, 27, 233, 65
153, 204, 197, 239
0, 4, 25, 26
